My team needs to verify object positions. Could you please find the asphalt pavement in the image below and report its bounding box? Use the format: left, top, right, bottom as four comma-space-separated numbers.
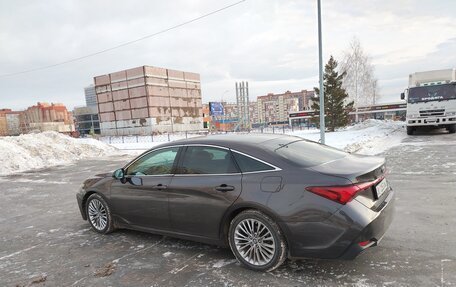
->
1, 130, 455, 287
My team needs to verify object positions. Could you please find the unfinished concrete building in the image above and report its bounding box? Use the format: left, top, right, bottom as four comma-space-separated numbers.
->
94, 65, 203, 136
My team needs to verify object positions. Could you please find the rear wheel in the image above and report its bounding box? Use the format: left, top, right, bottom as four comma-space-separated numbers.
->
406, 126, 414, 135
86, 194, 114, 234
229, 210, 287, 272
448, 124, 456, 134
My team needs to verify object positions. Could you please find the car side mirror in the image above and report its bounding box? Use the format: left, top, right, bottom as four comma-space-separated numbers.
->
113, 168, 125, 180
400, 92, 405, 100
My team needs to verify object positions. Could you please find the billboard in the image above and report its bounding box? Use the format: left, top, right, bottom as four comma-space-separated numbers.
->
209, 102, 224, 116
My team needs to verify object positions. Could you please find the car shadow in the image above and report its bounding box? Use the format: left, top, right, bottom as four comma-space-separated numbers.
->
107, 228, 383, 283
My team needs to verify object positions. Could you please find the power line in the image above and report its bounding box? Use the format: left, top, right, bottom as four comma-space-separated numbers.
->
0, 0, 246, 78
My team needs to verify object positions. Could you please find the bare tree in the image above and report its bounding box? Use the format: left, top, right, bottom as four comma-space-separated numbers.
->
340, 37, 379, 121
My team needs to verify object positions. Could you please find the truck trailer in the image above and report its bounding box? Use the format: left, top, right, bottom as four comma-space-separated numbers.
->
401, 69, 456, 135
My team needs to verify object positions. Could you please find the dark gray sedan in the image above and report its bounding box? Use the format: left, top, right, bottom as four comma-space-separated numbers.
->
76, 134, 394, 271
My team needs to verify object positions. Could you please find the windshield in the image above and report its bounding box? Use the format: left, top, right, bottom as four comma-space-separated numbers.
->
268, 139, 347, 167
408, 84, 456, 104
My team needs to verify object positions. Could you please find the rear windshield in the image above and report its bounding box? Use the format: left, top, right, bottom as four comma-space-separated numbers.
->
270, 139, 347, 167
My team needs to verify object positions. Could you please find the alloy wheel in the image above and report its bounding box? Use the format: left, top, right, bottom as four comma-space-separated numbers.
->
234, 218, 276, 266
88, 198, 108, 231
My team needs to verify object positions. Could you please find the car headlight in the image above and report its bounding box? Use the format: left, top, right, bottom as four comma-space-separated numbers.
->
447, 112, 456, 116
407, 114, 419, 118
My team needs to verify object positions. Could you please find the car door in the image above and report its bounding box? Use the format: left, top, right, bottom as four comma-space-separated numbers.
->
109, 146, 180, 231
167, 145, 242, 239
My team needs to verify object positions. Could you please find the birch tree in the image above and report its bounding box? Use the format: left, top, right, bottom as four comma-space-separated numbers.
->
340, 38, 379, 121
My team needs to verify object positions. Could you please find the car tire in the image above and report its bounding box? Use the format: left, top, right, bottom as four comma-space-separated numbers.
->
86, 194, 114, 234
448, 124, 456, 134
229, 210, 287, 272
406, 126, 414, 135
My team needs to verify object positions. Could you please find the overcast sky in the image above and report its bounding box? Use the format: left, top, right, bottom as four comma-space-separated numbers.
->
1, 0, 455, 110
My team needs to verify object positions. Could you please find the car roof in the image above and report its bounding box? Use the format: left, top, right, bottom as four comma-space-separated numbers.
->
138, 133, 342, 170
167, 133, 302, 148
150, 133, 304, 169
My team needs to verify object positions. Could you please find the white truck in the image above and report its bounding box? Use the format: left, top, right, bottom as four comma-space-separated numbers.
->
401, 69, 456, 135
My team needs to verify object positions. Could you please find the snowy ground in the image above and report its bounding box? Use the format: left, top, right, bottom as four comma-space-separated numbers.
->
1, 131, 456, 286
0, 131, 119, 176
289, 119, 407, 155
0, 120, 406, 176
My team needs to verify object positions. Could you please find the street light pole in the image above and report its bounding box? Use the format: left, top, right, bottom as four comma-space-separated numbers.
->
317, 0, 325, 144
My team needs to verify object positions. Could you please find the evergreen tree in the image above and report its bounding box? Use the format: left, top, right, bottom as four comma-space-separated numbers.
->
312, 56, 354, 132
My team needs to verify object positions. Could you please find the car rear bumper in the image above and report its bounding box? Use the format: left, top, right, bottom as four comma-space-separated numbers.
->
338, 190, 395, 259
285, 189, 395, 260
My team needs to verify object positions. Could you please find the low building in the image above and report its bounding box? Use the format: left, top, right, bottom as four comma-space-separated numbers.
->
73, 106, 100, 136
72, 85, 101, 136
0, 109, 9, 136
288, 102, 407, 127
94, 65, 203, 136
203, 100, 261, 132
0, 109, 22, 136
203, 103, 236, 132
6, 112, 21, 135
202, 104, 210, 129
352, 102, 406, 121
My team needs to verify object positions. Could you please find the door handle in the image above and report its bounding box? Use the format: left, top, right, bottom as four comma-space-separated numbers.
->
152, 184, 168, 191
215, 184, 235, 192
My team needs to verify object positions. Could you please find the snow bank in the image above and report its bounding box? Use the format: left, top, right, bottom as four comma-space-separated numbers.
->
0, 131, 118, 176
289, 119, 407, 155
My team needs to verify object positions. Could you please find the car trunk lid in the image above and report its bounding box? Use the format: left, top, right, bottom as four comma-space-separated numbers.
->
309, 154, 385, 183
308, 154, 389, 209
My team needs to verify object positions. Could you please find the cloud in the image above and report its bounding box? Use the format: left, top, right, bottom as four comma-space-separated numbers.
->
0, 0, 455, 110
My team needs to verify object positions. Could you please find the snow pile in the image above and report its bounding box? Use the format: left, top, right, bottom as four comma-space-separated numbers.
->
289, 119, 407, 155
0, 131, 118, 176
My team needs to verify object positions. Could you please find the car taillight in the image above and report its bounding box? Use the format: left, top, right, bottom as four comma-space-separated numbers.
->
305, 177, 384, 205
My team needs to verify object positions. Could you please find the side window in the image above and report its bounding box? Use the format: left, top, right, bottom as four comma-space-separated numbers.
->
126, 147, 179, 176
232, 152, 276, 173
179, 146, 239, 174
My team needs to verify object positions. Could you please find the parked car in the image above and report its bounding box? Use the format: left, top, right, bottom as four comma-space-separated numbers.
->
76, 134, 394, 271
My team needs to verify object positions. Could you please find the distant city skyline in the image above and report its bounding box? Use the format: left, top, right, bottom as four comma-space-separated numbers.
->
1, 0, 455, 110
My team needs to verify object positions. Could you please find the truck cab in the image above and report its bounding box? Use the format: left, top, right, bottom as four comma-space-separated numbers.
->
401, 69, 456, 135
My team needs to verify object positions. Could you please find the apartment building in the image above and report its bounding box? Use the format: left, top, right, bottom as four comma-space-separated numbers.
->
20, 102, 75, 133
256, 90, 314, 124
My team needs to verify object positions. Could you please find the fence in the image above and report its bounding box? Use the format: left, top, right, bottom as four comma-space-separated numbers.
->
99, 125, 317, 147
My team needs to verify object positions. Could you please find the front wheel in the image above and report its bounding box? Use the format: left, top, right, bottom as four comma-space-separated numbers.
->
448, 124, 456, 134
86, 194, 114, 234
228, 210, 287, 272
